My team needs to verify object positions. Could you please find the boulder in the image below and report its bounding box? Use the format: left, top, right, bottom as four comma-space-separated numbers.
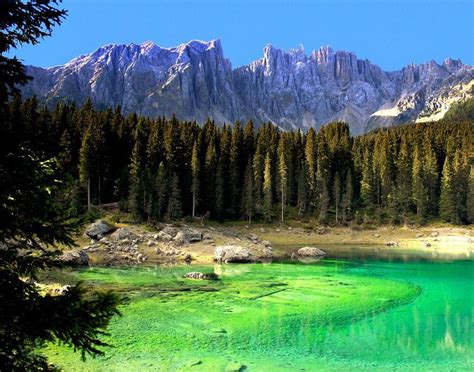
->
56, 249, 89, 266
184, 272, 218, 280
161, 226, 179, 238
297, 246, 326, 257
430, 231, 439, 237
261, 240, 272, 248
385, 241, 399, 247
261, 248, 273, 259
156, 231, 173, 242
316, 227, 326, 235
174, 228, 203, 246
249, 234, 258, 243
147, 240, 155, 247
85, 220, 115, 239
110, 227, 133, 241
214, 245, 254, 263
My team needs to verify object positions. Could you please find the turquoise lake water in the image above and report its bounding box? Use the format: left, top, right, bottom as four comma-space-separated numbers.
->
46, 257, 473, 371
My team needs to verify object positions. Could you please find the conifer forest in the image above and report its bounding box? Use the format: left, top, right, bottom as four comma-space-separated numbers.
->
6, 96, 474, 226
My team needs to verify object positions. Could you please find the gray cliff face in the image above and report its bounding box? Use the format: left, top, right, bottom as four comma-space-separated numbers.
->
23, 40, 474, 134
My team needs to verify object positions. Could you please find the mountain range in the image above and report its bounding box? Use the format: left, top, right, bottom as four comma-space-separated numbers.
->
22, 39, 474, 134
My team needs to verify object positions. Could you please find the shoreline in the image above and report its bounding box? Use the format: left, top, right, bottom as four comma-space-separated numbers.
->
72, 220, 473, 266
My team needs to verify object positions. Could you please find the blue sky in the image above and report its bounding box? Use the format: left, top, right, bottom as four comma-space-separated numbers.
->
10, 0, 474, 70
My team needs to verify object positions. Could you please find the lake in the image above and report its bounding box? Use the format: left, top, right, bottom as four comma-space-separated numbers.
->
45, 254, 473, 371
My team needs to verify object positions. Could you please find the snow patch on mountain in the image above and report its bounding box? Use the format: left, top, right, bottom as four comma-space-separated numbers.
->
22, 39, 474, 134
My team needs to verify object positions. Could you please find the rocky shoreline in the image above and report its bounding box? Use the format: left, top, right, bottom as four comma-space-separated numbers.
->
56, 219, 473, 267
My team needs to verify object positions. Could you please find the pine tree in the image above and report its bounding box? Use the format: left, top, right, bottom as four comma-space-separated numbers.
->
467, 165, 474, 224
229, 122, 243, 217
263, 151, 273, 221
452, 149, 468, 224
128, 120, 148, 220
79, 125, 93, 211
423, 141, 439, 217
151, 162, 167, 220
253, 140, 264, 217
242, 158, 254, 224
204, 137, 217, 215
440, 155, 455, 222
305, 128, 317, 210
342, 169, 353, 222
334, 171, 342, 223
167, 172, 182, 220
412, 144, 428, 222
215, 159, 225, 222
278, 135, 288, 223
396, 139, 412, 221
316, 135, 330, 223
297, 162, 309, 217
0, 3, 120, 370
191, 141, 200, 218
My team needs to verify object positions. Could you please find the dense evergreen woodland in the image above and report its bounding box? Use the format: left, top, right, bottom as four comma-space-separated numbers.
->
6, 96, 474, 225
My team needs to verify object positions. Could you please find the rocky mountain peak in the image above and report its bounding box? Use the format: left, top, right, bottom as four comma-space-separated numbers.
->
22, 39, 474, 135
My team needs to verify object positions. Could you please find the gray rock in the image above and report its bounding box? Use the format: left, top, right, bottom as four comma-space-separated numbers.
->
249, 234, 258, 243
173, 228, 203, 246
214, 245, 254, 263
297, 246, 326, 257
147, 240, 155, 247
161, 226, 179, 238
261, 240, 272, 247
430, 231, 439, 237
385, 241, 399, 247
184, 272, 217, 280
85, 220, 115, 239
262, 248, 273, 258
110, 227, 133, 241
56, 250, 89, 266
156, 231, 173, 242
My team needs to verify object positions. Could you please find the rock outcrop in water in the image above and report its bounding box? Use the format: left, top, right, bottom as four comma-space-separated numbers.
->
296, 247, 327, 257
22, 40, 473, 134
214, 245, 254, 263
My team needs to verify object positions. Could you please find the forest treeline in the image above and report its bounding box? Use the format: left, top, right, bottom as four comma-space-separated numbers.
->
6, 96, 474, 225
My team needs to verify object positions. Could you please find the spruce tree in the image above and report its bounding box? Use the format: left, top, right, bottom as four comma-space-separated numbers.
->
412, 144, 428, 222
278, 135, 288, 223
342, 169, 353, 222
305, 128, 317, 211
263, 152, 273, 221
334, 171, 342, 223
229, 122, 243, 217
0, 2, 120, 369
167, 172, 182, 220
423, 141, 439, 217
297, 162, 309, 218
467, 165, 474, 224
242, 158, 254, 224
440, 155, 455, 222
191, 141, 200, 218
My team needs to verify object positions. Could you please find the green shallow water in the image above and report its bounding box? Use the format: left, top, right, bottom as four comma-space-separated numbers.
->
45, 258, 473, 371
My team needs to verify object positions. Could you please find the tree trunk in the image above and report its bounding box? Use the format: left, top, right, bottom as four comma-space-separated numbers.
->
192, 193, 196, 218
87, 177, 91, 211
281, 186, 284, 223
